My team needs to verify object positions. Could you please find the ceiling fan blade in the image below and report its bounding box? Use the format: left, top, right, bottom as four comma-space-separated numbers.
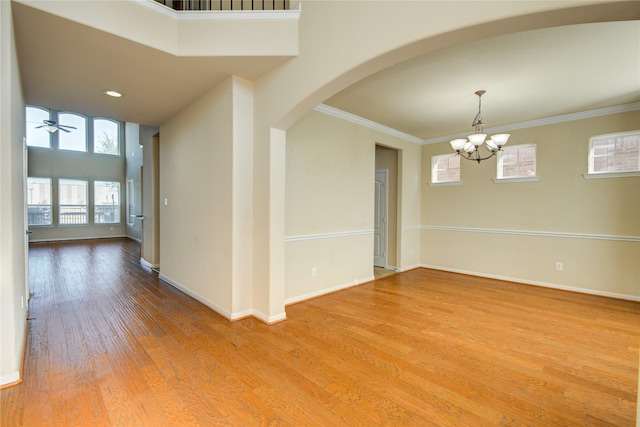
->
35, 125, 45, 129
59, 125, 77, 130
58, 127, 71, 133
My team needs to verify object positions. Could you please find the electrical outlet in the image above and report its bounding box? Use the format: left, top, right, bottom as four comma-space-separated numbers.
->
311, 267, 317, 277
555, 262, 563, 271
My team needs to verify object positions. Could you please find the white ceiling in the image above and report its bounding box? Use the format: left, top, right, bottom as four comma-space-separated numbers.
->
325, 21, 640, 141
12, 2, 640, 136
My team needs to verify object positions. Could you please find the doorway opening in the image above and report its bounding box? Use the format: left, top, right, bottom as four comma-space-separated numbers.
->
374, 145, 399, 278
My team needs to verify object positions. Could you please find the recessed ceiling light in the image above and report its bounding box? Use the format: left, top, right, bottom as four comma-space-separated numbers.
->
103, 90, 123, 98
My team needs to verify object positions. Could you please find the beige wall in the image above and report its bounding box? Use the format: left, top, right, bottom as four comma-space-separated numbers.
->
159, 77, 235, 317
0, 0, 28, 386
421, 111, 640, 298
159, 76, 256, 319
125, 122, 143, 241
284, 109, 421, 303
141, 132, 161, 268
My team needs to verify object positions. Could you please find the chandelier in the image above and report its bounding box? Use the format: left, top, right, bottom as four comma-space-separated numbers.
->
449, 90, 509, 163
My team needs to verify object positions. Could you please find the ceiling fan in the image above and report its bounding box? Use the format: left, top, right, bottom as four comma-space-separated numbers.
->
35, 120, 77, 133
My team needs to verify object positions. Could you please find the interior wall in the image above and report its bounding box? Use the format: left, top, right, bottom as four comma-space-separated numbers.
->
375, 144, 398, 269
421, 110, 640, 298
125, 122, 143, 241
284, 109, 421, 303
231, 76, 254, 316
0, 0, 28, 386
159, 77, 235, 317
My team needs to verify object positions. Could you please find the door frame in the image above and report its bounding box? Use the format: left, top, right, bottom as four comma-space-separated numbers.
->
374, 169, 388, 268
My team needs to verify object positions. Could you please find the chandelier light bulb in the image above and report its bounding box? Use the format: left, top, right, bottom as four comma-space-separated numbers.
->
449, 90, 510, 164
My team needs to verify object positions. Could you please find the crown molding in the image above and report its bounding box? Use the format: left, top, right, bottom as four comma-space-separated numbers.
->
315, 102, 640, 146
422, 102, 640, 145
313, 104, 424, 145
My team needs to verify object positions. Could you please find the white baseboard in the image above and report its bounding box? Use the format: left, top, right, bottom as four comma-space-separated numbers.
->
29, 234, 128, 243
420, 264, 640, 302
398, 263, 422, 272
158, 273, 234, 319
0, 372, 20, 388
140, 258, 159, 270
285, 275, 375, 306
251, 310, 287, 324
157, 273, 287, 323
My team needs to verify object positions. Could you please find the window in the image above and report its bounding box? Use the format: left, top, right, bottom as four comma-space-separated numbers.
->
588, 131, 640, 175
94, 118, 120, 155
59, 179, 88, 224
431, 154, 461, 184
94, 181, 121, 224
27, 177, 52, 226
497, 144, 537, 180
58, 113, 87, 152
126, 179, 135, 225
26, 106, 51, 148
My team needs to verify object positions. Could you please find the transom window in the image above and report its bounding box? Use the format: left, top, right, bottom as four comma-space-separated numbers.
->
94, 118, 120, 155
94, 181, 121, 224
431, 154, 461, 184
497, 144, 537, 180
27, 177, 52, 226
588, 131, 640, 175
26, 106, 51, 148
25, 106, 121, 156
58, 113, 87, 152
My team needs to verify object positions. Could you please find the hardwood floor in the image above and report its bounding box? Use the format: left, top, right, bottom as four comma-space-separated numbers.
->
1, 238, 638, 426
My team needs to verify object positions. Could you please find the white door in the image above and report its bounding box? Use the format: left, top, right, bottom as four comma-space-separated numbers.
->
23, 138, 30, 306
374, 169, 388, 268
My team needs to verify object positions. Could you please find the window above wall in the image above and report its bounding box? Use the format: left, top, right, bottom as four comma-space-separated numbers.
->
494, 144, 539, 183
585, 130, 640, 179
25, 105, 122, 156
58, 113, 87, 152
26, 106, 51, 148
430, 154, 461, 186
94, 119, 120, 156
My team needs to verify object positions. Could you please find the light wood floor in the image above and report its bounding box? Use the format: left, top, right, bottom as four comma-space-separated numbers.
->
1, 238, 638, 426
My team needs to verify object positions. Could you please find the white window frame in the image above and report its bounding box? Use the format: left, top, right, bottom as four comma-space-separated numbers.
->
59, 179, 88, 225
57, 112, 88, 152
94, 181, 121, 224
585, 130, 640, 179
27, 177, 53, 226
25, 106, 52, 149
430, 154, 462, 186
494, 144, 539, 183
93, 118, 121, 156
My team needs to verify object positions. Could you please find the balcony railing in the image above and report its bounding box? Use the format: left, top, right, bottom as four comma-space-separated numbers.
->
155, 0, 290, 11
95, 205, 120, 224
59, 205, 87, 225
28, 205, 52, 226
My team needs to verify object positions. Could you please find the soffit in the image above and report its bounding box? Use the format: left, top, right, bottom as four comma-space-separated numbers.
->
12, 1, 293, 126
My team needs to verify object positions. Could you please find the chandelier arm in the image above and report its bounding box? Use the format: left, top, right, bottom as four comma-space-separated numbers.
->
458, 150, 498, 164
